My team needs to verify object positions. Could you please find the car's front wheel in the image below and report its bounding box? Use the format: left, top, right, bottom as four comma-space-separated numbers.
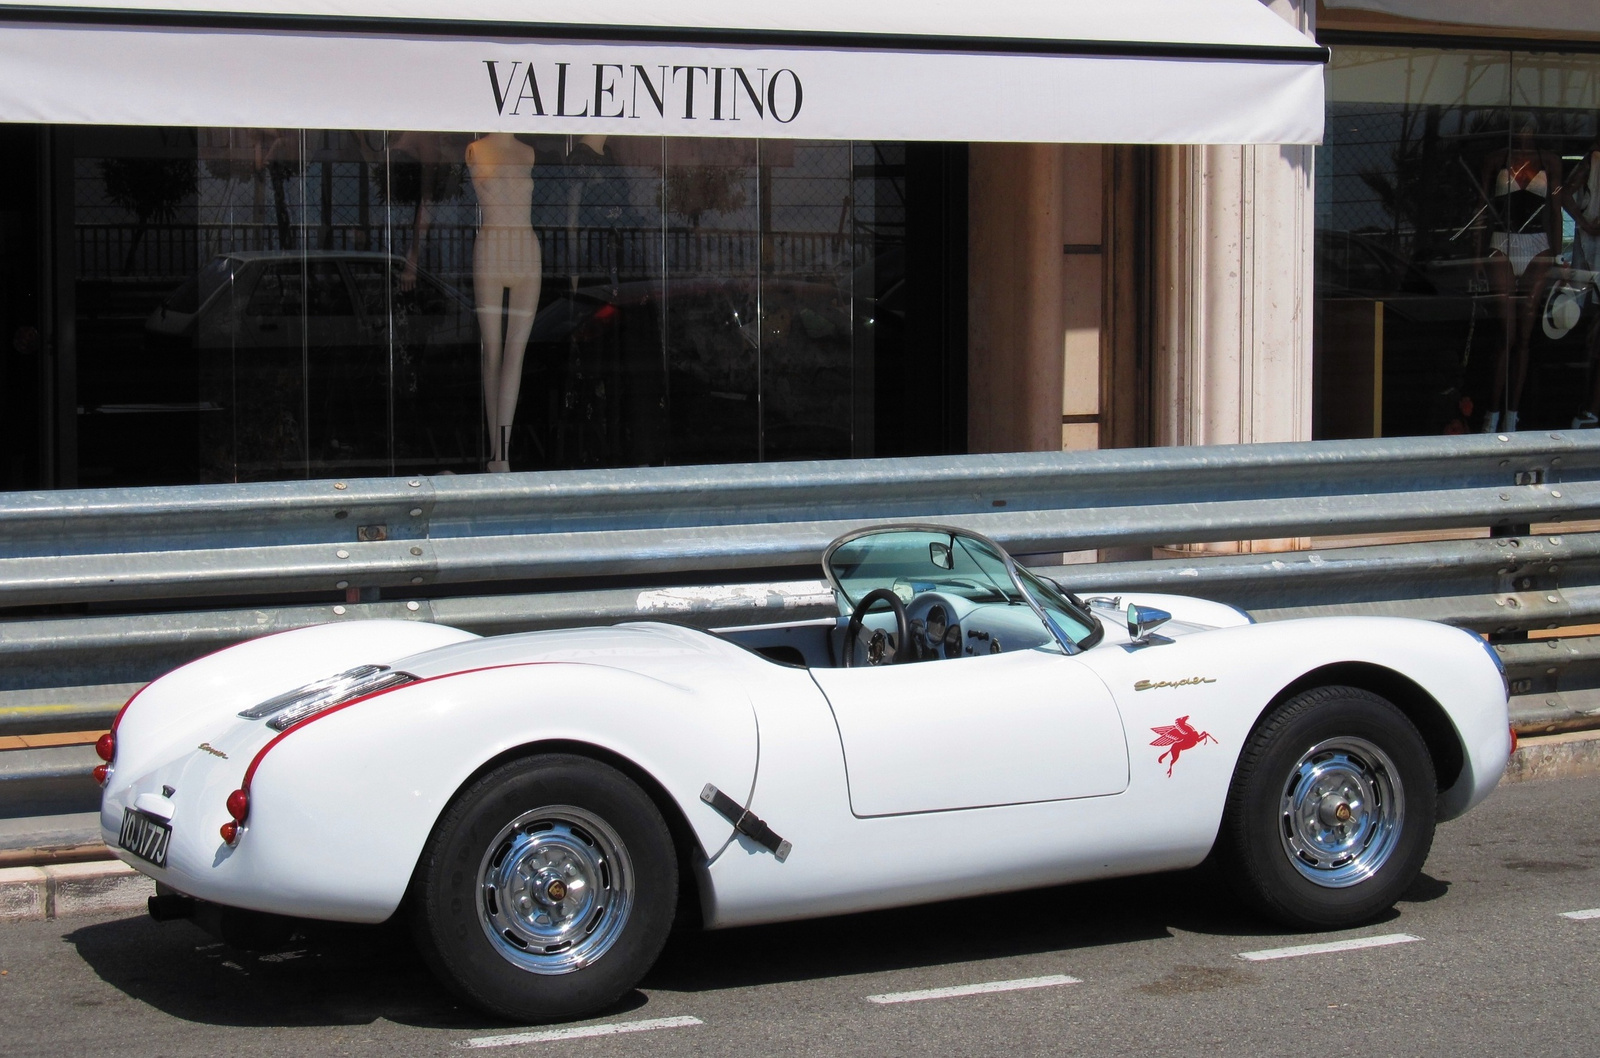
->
410, 753, 678, 1021
1216, 685, 1436, 929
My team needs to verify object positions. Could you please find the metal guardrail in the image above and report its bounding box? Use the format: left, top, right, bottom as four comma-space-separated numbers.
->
4, 431, 1600, 821
2, 431, 1595, 606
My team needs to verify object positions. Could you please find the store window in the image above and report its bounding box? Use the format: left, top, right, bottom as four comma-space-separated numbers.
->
40, 127, 963, 487
1315, 47, 1600, 437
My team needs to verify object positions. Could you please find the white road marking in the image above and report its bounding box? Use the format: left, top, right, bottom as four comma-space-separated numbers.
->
460, 1016, 703, 1049
1238, 933, 1421, 962
1560, 908, 1600, 921
866, 974, 1082, 1005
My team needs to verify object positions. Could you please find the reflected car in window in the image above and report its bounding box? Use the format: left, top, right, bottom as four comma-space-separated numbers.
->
526, 274, 860, 466
144, 251, 480, 480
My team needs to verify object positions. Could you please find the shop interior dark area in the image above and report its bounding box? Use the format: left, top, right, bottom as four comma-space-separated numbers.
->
0, 127, 967, 491
1315, 46, 1600, 440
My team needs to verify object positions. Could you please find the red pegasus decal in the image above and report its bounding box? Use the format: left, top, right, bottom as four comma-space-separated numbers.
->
1149, 715, 1217, 776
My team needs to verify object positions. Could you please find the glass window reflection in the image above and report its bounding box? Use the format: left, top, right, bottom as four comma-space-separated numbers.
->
67, 127, 956, 487
1316, 47, 1600, 438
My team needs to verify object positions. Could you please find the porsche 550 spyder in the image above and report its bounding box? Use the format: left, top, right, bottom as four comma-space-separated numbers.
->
99, 525, 1512, 1020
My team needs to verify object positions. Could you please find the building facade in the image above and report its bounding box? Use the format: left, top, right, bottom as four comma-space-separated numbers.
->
0, 2, 1327, 494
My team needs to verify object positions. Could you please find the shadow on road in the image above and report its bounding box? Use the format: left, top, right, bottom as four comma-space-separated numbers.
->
61, 860, 1412, 1029
62, 914, 528, 1031
647, 862, 1405, 994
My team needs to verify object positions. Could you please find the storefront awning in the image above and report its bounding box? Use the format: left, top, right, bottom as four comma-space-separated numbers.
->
0, 1, 1326, 143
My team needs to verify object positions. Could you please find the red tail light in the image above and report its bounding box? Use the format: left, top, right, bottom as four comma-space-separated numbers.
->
225, 788, 249, 823
1509, 726, 1519, 755
95, 733, 115, 762
93, 764, 109, 786
220, 821, 239, 845
574, 301, 621, 340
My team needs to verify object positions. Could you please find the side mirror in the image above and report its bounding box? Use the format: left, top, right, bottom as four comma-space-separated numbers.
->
1126, 603, 1172, 642
929, 541, 953, 570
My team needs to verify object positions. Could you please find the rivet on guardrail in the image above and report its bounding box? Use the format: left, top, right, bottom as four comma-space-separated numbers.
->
335, 510, 348, 520
333, 605, 346, 615
334, 482, 347, 491
408, 480, 421, 487
1553, 457, 1563, 465
1500, 493, 1510, 500
1498, 434, 1510, 441
412, 576, 423, 584
410, 546, 423, 556
335, 580, 348, 589
336, 549, 350, 560
1551, 537, 1563, 545
1548, 595, 1560, 603
1552, 490, 1563, 498
406, 601, 420, 612
409, 508, 422, 517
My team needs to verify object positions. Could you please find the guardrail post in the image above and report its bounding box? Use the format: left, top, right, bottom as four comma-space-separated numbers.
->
1489, 522, 1534, 644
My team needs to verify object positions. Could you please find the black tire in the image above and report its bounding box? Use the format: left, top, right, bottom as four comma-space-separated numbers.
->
410, 753, 677, 1021
1216, 685, 1436, 930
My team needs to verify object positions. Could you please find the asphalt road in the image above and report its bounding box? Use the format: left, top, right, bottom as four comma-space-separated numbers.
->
3, 775, 1598, 1058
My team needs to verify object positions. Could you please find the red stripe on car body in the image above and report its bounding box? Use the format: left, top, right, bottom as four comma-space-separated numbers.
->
109, 684, 148, 735
240, 662, 567, 791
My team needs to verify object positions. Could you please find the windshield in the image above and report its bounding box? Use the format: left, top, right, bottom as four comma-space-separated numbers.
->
827, 530, 1016, 606
824, 527, 1101, 650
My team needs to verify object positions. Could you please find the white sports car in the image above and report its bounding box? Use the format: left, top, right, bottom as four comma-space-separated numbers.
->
98, 525, 1512, 1020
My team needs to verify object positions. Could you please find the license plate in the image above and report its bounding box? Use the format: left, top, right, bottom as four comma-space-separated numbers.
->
118, 808, 171, 868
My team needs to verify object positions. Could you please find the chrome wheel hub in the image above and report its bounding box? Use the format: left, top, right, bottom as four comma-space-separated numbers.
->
1279, 736, 1404, 888
478, 806, 633, 975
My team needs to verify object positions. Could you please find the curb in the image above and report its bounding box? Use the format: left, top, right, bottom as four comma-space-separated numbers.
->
0, 859, 151, 923
1501, 729, 1600, 783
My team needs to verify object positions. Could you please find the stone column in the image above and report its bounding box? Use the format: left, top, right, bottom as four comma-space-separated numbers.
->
1151, 0, 1316, 552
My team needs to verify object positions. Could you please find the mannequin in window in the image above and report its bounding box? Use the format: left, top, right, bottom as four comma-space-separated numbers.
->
1476, 118, 1564, 432
1560, 135, 1600, 429
467, 133, 542, 472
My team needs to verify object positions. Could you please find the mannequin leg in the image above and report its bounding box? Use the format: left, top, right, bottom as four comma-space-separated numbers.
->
1485, 254, 1517, 425
493, 273, 543, 469
1509, 253, 1555, 419
475, 284, 508, 471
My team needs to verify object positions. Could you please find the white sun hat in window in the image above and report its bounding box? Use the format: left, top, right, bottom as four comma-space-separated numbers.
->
1544, 276, 1593, 341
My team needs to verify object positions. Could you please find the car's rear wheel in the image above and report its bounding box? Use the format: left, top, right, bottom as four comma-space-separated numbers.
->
410, 753, 677, 1021
1216, 685, 1436, 929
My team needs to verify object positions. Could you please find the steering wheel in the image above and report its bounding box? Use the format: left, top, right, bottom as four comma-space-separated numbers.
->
843, 587, 910, 668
